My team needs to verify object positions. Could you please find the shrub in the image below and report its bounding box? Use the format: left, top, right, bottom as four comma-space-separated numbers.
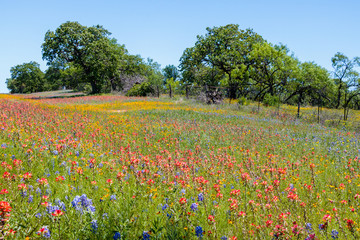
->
126, 82, 154, 97
263, 93, 280, 107
237, 96, 249, 106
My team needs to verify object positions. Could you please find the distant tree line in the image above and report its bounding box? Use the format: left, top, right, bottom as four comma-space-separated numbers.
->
179, 24, 360, 120
6, 22, 360, 120
7, 22, 164, 95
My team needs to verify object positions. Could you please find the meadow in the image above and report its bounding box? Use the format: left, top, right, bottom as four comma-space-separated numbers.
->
0, 94, 359, 239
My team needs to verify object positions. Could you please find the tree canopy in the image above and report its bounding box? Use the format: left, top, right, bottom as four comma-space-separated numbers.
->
6, 61, 45, 93
42, 21, 124, 94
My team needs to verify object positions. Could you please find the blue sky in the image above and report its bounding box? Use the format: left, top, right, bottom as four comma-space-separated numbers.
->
1, 0, 359, 93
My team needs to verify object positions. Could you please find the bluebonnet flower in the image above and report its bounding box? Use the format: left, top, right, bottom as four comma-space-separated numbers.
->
221, 237, 228, 240
142, 231, 150, 240
36, 188, 42, 196
28, 195, 33, 203
55, 199, 66, 211
98, 163, 103, 168
72, 196, 81, 207
91, 220, 98, 232
167, 213, 172, 219
306, 223, 312, 230
113, 232, 121, 240
110, 195, 116, 201
162, 204, 168, 211
36, 213, 42, 218
180, 189, 186, 194
331, 230, 339, 239
37, 226, 51, 238
72, 195, 95, 213
80, 194, 92, 207
20, 190, 27, 197
197, 193, 204, 202
88, 205, 96, 213
75, 151, 79, 157
190, 203, 198, 212
89, 153, 94, 158
11, 155, 16, 160
45, 188, 52, 195
195, 226, 203, 238
53, 150, 58, 155
103, 213, 108, 219
46, 204, 58, 214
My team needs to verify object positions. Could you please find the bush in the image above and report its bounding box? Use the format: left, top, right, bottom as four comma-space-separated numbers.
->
238, 96, 249, 106
263, 93, 280, 107
126, 82, 154, 97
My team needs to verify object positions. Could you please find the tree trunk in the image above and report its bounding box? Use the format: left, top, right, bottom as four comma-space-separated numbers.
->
344, 107, 347, 121
336, 82, 342, 109
186, 85, 189, 99
297, 92, 302, 118
90, 81, 100, 94
169, 84, 172, 98
228, 83, 238, 100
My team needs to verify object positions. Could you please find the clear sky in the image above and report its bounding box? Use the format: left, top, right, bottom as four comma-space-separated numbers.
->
1, 0, 359, 93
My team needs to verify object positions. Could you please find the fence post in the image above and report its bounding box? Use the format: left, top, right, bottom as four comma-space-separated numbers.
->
169, 84, 172, 98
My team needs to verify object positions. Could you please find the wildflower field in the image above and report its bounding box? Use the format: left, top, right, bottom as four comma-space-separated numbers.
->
1, 94, 360, 239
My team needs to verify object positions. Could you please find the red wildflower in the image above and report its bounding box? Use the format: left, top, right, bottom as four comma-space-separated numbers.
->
52, 209, 64, 217
179, 198, 187, 205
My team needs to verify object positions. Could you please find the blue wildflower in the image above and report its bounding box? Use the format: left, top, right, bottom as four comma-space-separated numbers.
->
221, 237, 228, 240
143, 231, 150, 240
162, 204, 168, 211
110, 195, 116, 201
197, 193, 204, 202
88, 205, 96, 213
331, 230, 339, 239
113, 232, 121, 240
195, 226, 203, 238
91, 220, 98, 233
38, 226, 51, 238
190, 203, 198, 212
305, 223, 312, 230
